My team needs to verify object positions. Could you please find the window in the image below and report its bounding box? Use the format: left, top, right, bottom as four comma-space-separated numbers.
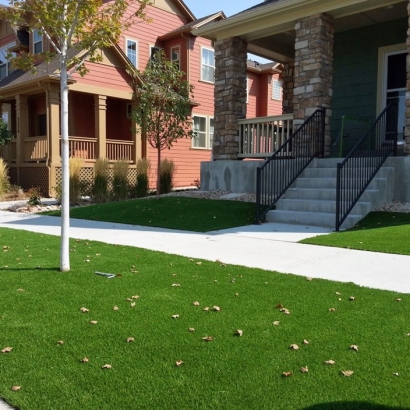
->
201, 47, 214, 83
192, 115, 214, 149
33, 29, 43, 54
0, 43, 16, 80
246, 76, 249, 103
272, 78, 283, 100
126, 39, 138, 67
171, 46, 180, 69
150, 46, 162, 62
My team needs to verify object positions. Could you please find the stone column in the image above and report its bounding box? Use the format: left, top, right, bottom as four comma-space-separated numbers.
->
293, 13, 334, 154
95, 95, 107, 159
213, 36, 247, 160
281, 61, 294, 115
405, 0, 410, 154
15, 94, 29, 165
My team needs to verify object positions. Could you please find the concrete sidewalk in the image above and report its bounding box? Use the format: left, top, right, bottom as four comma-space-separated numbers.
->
1, 210, 409, 294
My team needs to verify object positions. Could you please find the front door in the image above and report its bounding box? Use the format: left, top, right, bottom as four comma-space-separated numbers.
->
383, 49, 406, 142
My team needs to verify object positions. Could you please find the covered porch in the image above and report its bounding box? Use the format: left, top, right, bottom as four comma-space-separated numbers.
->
194, 0, 409, 160
0, 79, 143, 195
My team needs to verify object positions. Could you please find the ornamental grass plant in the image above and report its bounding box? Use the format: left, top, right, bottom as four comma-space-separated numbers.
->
92, 158, 110, 203
0, 158, 10, 197
159, 158, 175, 194
69, 157, 83, 204
135, 158, 150, 198
112, 159, 129, 201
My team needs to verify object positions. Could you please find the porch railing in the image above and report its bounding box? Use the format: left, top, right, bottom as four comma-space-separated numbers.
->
255, 108, 325, 224
66, 136, 97, 160
23, 137, 48, 162
335, 102, 398, 231
238, 114, 293, 158
0, 139, 16, 162
106, 139, 134, 162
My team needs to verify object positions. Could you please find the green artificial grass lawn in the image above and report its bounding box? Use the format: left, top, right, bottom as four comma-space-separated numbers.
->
0, 228, 409, 410
301, 212, 410, 255
43, 197, 256, 232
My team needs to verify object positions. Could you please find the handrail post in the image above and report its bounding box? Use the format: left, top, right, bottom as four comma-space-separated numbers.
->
335, 163, 341, 231
321, 107, 326, 157
255, 167, 261, 224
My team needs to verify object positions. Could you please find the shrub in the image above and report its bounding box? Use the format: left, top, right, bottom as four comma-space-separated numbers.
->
135, 158, 150, 198
26, 187, 42, 206
69, 157, 83, 204
112, 160, 129, 200
0, 158, 10, 197
159, 158, 175, 194
92, 157, 110, 202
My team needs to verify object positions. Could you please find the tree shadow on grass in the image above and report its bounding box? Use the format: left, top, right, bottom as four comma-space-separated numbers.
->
303, 402, 409, 410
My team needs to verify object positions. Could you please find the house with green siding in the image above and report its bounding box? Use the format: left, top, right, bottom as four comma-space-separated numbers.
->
194, 0, 410, 230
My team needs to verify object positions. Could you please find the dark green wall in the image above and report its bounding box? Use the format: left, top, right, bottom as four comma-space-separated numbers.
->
331, 18, 407, 143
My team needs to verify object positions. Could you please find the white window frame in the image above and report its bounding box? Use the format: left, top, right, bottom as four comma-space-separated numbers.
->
200, 46, 215, 83
0, 42, 16, 80
272, 78, 283, 100
170, 45, 180, 69
192, 115, 214, 150
125, 38, 138, 68
246, 76, 249, 103
149, 45, 162, 62
33, 29, 43, 54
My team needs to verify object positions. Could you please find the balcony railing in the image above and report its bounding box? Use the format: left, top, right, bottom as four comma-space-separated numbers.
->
106, 139, 134, 162
0, 138, 16, 162
65, 136, 97, 160
238, 114, 294, 158
23, 136, 48, 162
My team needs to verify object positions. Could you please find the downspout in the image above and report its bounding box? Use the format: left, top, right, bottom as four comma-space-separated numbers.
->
181, 32, 190, 85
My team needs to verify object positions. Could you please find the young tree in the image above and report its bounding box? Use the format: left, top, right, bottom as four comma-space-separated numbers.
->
131, 50, 194, 197
0, 0, 150, 272
0, 118, 13, 146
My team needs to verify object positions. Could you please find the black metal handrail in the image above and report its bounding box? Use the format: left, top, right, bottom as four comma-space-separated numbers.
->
255, 108, 326, 223
335, 102, 398, 231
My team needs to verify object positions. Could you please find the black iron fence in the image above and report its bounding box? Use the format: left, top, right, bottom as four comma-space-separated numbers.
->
255, 108, 326, 224
335, 103, 398, 231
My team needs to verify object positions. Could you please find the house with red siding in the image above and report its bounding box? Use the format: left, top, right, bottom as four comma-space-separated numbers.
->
0, 0, 283, 195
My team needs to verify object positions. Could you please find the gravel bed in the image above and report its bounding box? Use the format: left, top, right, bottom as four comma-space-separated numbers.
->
374, 200, 410, 213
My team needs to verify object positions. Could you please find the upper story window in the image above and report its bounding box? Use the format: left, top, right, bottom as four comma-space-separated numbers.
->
0, 43, 16, 81
272, 78, 283, 100
192, 115, 214, 149
171, 46, 180, 70
150, 46, 162, 62
201, 47, 214, 83
33, 29, 43, 54
126, 39, 138, 68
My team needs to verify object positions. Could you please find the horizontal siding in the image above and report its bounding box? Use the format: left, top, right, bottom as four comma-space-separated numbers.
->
247, 72, 260, 118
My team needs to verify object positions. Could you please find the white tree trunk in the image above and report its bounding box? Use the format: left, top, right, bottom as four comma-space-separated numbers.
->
60, 46, 70, 272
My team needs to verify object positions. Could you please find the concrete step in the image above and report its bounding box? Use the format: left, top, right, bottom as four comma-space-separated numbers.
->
283, 188, 380, 202
301, 166, 394, 179
276, 198, 373, 214
292, 177, 387, 190
266, 209, 362, 230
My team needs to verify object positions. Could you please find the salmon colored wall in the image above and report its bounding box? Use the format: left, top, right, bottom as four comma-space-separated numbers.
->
106, 98, 132, 140
247, 72, 260, 118
0, 33, 15, 48
70, 92, 95, 138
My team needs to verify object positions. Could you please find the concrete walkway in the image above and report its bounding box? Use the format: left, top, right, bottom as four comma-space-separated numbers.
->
1, 210, 409, 294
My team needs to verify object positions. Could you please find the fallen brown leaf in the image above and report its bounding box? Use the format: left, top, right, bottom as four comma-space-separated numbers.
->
193, 301, 200, 306
126, 337, 135, 343
80, 307, 89, 313
172, 284, 181, 287
282, 371, 292, 377
188, 328, 195, 332
350, 344, 359, 352
11, 386, 21, 391
212, 306, 221, 312
324, 360, 336, 365
235, 329, 243, 337
275, 303, 284, 309
131, 295, 140, 299
102, 364, 112, 369
203, 307, 209, 311
300, 366, 309, 373
1, 347, 12, 353
171, 315, 179, 319
280, 308, 290, 315
90, 320, 98, 325
393, 372, 399, 377
175, 360, 184, 367
341, 370, 354, 377
130, 302, 136, 307
113, 306, 119, 311
202, 336, 213, 342
196, 262, 202, 266
17, 288, 24, 292
306, 277, 313, 281
272, 321, 280, 326
57, 340, 64, 345
349, 296, 355, 301
335, 292, 341, 295
81, 357, 89, 363
303, 339, 310, 345
289, 344, 299, 350
329, 308, 336, 312
396, 298, 402, 302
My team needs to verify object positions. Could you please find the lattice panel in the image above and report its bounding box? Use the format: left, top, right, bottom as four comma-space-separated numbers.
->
7, 166, 18, 187
19, 167, 49, 196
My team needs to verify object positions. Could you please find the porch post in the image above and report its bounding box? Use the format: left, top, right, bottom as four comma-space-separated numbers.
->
15, 94, 29, 164
293, 13, 334, 154
131, 100, 143, 163
281, 61, 295, 115
213, 36, 247, 160
95, 95, 107, 159
47, 84, 61, 195
405, 0, 410, 154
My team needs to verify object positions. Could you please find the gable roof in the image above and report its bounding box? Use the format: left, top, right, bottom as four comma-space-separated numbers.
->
159, 11, 225, 40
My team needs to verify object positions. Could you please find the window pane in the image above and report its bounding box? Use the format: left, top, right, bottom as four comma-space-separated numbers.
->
209, 118, 214, 147
0, 64, 6, 80
193, 117, 207, 148
34, 41, 42, 54
127, 40, 137, 66
272, 79, 282, 100
202, 65, 214, 82
387, 53, 406, 90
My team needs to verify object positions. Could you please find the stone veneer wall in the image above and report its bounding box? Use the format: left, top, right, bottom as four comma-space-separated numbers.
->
281, 61, 294, 115
405, 0, 410, 154
293, 13, 334, 152
213, 37, 248, 160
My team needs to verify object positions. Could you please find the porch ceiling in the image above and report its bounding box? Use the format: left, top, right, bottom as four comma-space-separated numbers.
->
195, 0, 407, 62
